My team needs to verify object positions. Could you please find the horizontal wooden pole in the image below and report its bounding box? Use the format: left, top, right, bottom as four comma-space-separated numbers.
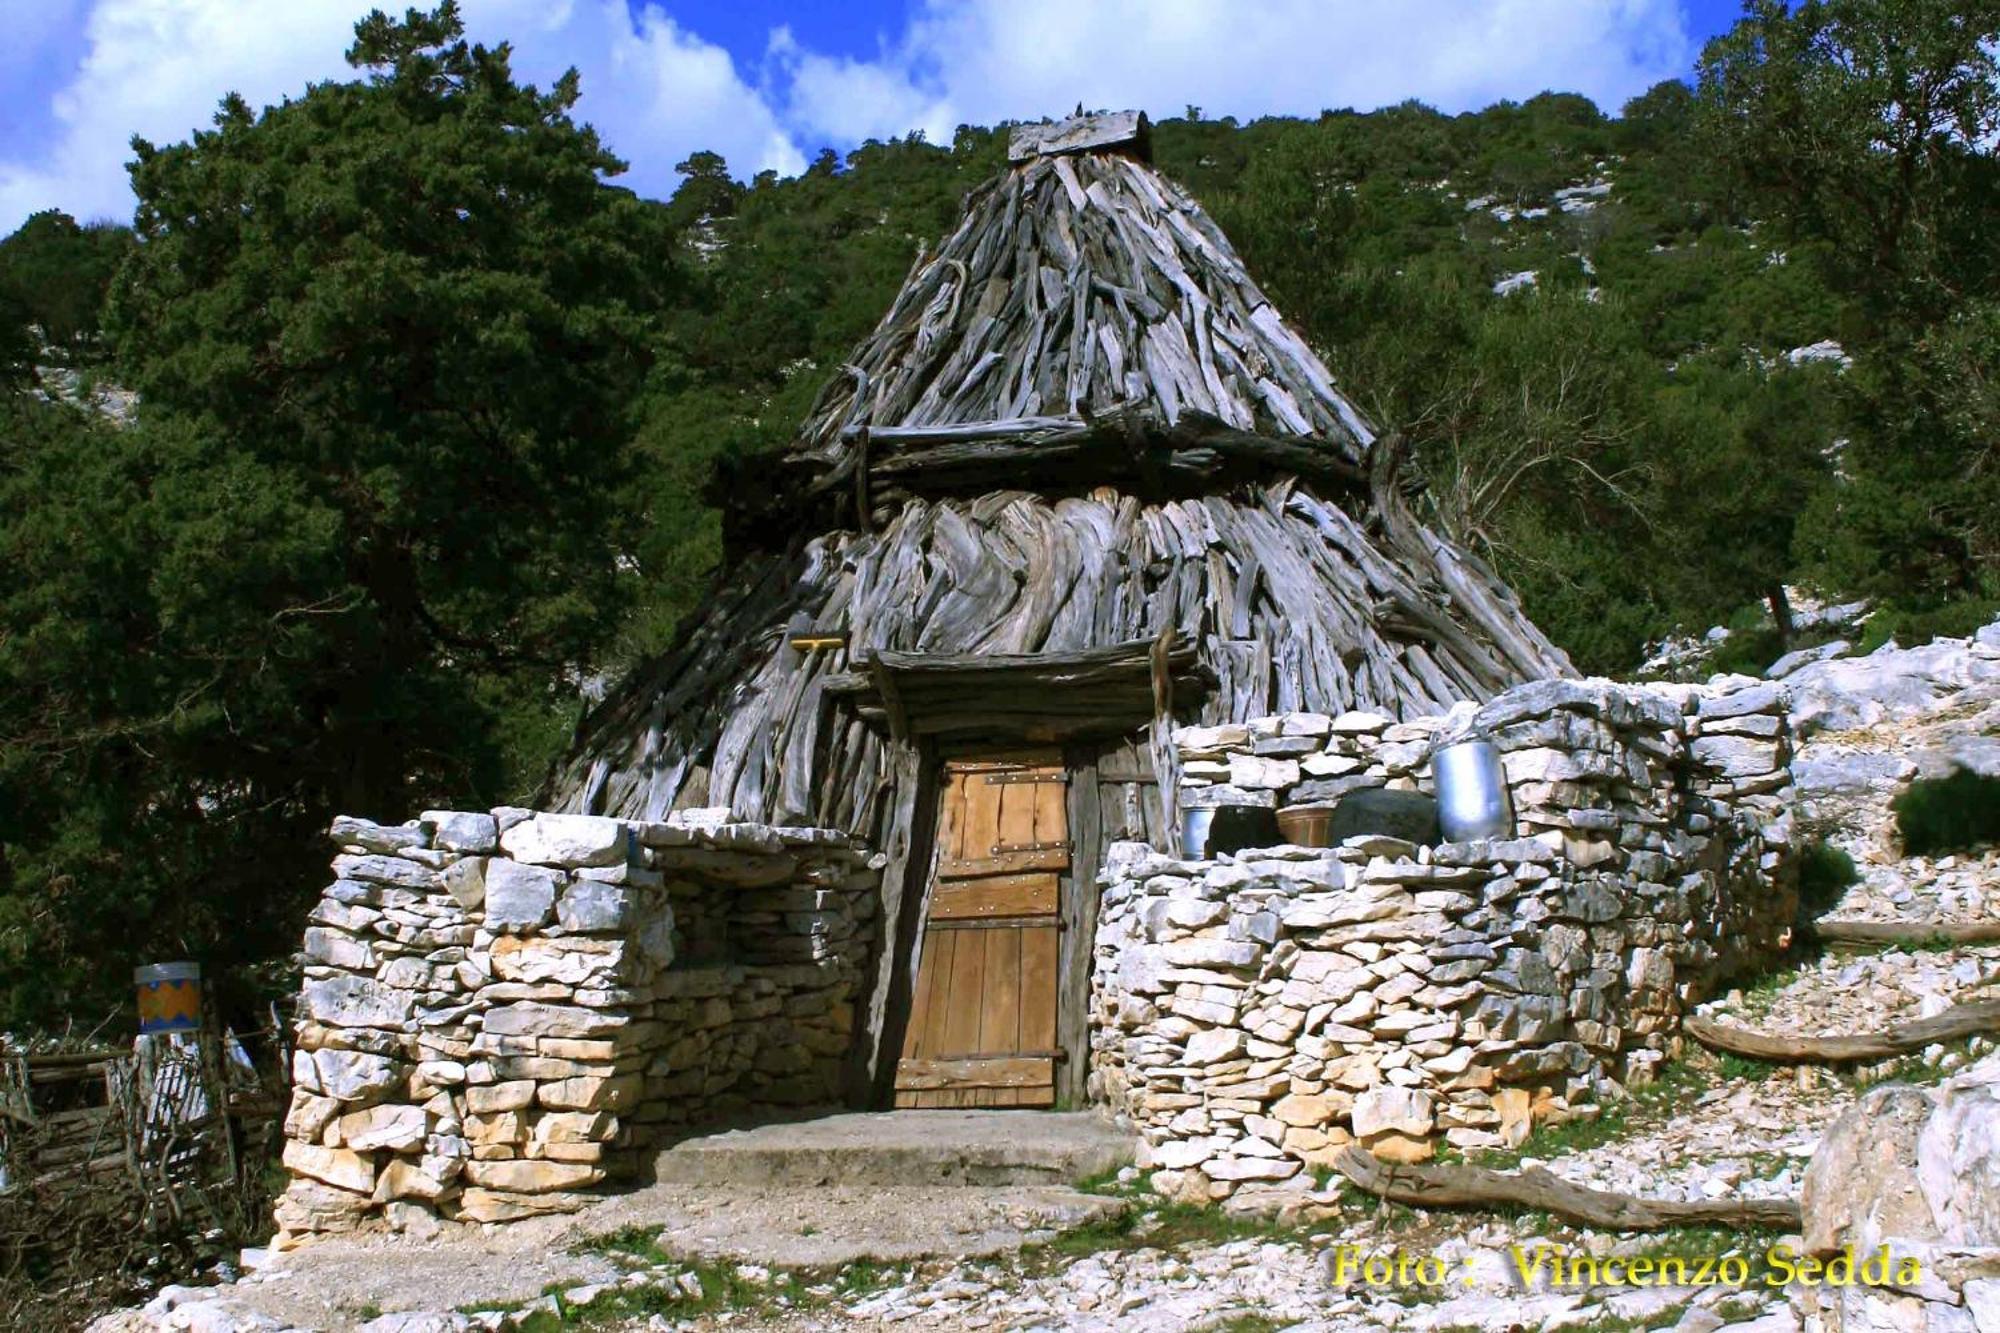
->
1334, 1147, 1801, 1231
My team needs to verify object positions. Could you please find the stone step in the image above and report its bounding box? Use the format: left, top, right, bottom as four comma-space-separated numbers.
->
651, 1110, 1134, 1188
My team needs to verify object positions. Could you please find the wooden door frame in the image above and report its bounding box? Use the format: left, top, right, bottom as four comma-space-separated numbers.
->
847, 639, 1210, 1110
869, 737, 1106, 1109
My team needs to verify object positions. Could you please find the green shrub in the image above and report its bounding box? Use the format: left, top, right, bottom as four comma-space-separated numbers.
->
1796, 838, 1859, 917
1856, 598, 2000, 655
1893, 768, 2000, 855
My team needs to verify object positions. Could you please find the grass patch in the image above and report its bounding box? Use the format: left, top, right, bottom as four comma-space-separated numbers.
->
1893, 767, 2000, 857
1015, 1200, 1291, 1273
1204, 1316, 1288, 1333
1717, 1052, 1777, 1082
1460, 1059, 1735, 1170
1072, 1165, 1144, 1196
483, 1228, 910, 1328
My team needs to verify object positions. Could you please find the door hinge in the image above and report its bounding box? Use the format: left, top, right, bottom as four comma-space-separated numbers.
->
982, 771, 1069, 786
990, 839, 1068, 854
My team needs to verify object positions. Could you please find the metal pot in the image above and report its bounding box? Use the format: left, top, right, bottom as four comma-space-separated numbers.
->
1180, 803, 1280, 859
1432, 736, 1515, 842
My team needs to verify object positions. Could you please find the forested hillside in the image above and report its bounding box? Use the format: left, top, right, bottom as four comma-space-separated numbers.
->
2, 0, 1996, 1030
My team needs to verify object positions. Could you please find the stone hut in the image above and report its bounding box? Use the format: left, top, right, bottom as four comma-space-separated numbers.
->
543, 108, 1571, 1111
275, 111, 1799, 1236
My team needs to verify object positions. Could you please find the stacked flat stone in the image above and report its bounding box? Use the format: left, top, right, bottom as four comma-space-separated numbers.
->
277, 807, 878, 1242
1103, 676, 1799, 1206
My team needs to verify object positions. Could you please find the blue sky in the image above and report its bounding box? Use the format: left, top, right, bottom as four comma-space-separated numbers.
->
0, 0, 1753, 232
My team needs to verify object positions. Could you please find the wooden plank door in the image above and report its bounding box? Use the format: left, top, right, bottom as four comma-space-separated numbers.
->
894, 753, 1067, 1108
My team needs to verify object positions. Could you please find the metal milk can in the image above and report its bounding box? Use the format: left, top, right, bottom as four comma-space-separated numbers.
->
1432, 736, 1515, 842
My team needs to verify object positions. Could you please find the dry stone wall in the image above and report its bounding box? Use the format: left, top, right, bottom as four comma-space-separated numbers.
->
1090, 676, 1799, 1206
278, 808, 878, 1238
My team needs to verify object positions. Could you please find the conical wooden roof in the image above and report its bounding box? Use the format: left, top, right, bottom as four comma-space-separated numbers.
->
789, 111, 1373, 470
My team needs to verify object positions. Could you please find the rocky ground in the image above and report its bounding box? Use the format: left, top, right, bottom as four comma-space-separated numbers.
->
93, 624, 2000, 1333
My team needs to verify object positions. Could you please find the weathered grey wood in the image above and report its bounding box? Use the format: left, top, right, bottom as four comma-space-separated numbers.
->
858, 739, 938, 1106
1335, 1148, 1801, 1231
1009, 110, 1151, 163
1684, 1000, 2000, 1064
1059, 743, 1104, 1106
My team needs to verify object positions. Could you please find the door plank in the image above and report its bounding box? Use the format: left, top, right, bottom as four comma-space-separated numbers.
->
937, 848, 1069, 877
938, 927, 987, 1057
996, 779, 1038, 862
1032, 774, 1070, 868
929, 873, 1059, 919
961, 773, 1003, 872
894, 1055, 1054, 1091
1019, 925, 1059, 1051
978, 927, 1022, 1056
917, 930, 957, 1058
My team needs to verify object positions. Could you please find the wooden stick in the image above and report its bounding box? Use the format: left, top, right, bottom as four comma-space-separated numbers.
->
1333, 1146, 1802, 1231
1682, 999, 2000, 1064
1813, 919, 2000, 947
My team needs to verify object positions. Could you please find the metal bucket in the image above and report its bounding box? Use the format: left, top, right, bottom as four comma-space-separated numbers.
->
1180, 804, 1280, 859
1432, 737, 1515, 842
134, 961, 201, 1034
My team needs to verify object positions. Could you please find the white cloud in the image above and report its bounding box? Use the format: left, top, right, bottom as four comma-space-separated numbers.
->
775, 0, 1696, 146
0, 0, 800, 231
0, 0, 1696, 233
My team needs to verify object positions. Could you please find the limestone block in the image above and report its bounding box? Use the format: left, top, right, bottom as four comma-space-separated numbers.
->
464, 1080, 537, 1114
283, 1090, 340, 1143
492, 936, 627, 987
331, 853, 438, 890
274, 1178, 373, 1232
1203, 1156, 1301, 1181
442, 858, 487, 910
1184, 1029, 1247, 1066
311, 1049, 401, 1104
483, 1002, 629, 1040
417, 1060, 467, 1086
301, 974, 415, 1031
1330, 711, 1390, 735
531, 1111, 616, 1144
302, 927, 375, 972
500, 814, 629, 869
335, 1104, 428, 1152
1229, 754, 1299, 789
1352, 1087, 1435, 1139
1175, 724, 1251, 754
1363, 1131, 1436, 1164
538, 1074, 643, 1112
330, 816, 428, 854
378, 957, 432, 992
456, 1187, 595, 1223
1161, 939, 1261, 969
1301, 752, 1365, 778
464, 1112, 528, 1147
557, 880, 637, 934
282, 1141, 377, 1194
424, 809, 500, 854
1689, 735, 1782, 780
482, 860, 560, 932
1271, 1092, 1343, 1128
462, 1159, 604, 1193
1916, 1056, 2000, 1245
